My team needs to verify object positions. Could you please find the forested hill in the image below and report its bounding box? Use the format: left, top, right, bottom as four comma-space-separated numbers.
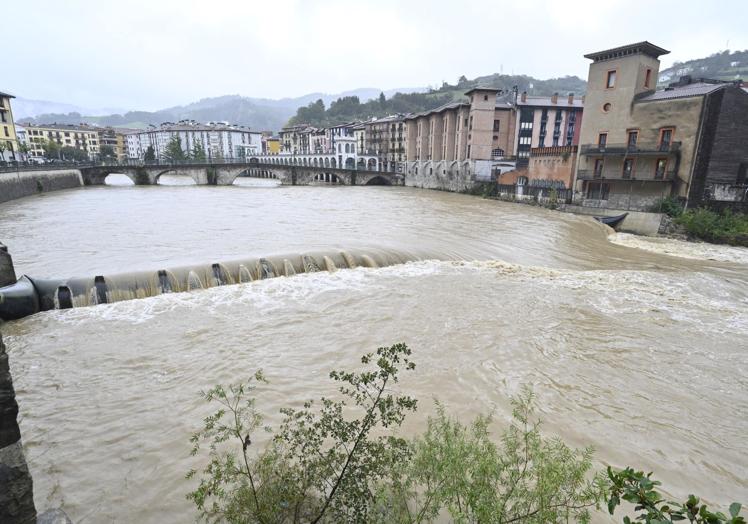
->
658, 49, 748, 85
287, 74, 587, 128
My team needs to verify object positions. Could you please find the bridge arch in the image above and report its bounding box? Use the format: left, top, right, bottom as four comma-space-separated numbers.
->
103, 172, 136, 186
155, 169, 199, 185
365, 175, 391, 186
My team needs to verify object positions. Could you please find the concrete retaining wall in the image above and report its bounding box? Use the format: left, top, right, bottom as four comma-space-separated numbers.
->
0, 170, 83, 204
563, 204, 665, 236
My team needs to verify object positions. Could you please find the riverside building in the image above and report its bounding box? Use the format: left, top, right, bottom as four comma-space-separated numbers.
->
23, 123, 100, 160
404, 87, 516, 188
0, 91, 19, 161
125, 121, 261, 161
574, 41, 748, 211
363, 115, 407, 172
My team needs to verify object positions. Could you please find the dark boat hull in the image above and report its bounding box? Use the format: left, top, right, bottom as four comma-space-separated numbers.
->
594, 213, 628, 229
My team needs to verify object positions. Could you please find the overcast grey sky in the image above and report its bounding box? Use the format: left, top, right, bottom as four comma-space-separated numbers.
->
5, 0, 747, 111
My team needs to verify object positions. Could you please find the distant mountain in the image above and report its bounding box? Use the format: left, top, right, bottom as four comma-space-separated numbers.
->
658, 49, 748, 85
16, 88, 424, 132
12, 98, 127, 120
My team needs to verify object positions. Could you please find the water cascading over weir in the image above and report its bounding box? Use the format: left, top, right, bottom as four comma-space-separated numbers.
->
0, 245, 413, 321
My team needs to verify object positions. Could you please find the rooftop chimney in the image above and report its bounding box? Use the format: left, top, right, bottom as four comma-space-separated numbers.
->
551, 92, 558, 104
567, 93, 574, 105
521, 91, 527, 103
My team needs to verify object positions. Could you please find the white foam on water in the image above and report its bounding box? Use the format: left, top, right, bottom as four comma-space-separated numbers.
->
609, 232, 748, 264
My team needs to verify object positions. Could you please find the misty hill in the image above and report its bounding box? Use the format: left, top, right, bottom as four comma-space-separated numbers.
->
16, 87, 422, 132
11, 98, 127, 120
658, 49, 748, 85
288, 73, 588, 127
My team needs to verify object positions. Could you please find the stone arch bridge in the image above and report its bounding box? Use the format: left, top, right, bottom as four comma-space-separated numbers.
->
80, 160, 402, 187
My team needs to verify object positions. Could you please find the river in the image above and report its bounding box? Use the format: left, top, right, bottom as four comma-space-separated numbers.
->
1, 178, 746, 522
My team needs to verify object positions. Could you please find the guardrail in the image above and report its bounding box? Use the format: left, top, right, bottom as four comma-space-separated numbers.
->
579, 142, 681, 156
576, 169, 676, 181
0, 158, 402, 175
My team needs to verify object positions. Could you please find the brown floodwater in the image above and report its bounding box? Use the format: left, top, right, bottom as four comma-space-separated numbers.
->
1, 178, 746, 522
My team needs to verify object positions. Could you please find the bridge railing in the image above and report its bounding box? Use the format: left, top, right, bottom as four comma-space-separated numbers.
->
0, 157, 404, 175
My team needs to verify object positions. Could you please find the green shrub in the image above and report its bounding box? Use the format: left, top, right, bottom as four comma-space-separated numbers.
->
187, 344, 745, 523
650, 196, 684, 217
606, 467, 744, 524
676, 208, 748, 246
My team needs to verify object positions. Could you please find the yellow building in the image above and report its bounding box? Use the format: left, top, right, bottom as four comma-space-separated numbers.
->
98, 127, 136, 160
264, 136, 281, 154
0, 91, 18, 161
24, 123, 100, 160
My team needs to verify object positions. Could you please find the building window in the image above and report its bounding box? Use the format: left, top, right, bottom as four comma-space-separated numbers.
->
645, 68, 652, 88
736, 163, 747, 185
493, 119, 500, 131
598, 133, 608, 148
622, 158, 635, 179
627, 130, 639, 148
467, 145, 471, 157
658, 128, 674, 151
586, 181, 610, 200
594, 158, 604, 177
606, 70, 617, 89
655, 158, 668, 180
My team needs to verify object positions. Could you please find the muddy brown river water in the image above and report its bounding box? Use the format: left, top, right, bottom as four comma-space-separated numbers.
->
1, 178, 746, 522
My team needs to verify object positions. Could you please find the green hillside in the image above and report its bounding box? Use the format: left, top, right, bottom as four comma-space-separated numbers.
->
659, 49, 748, 85
287, 73, 587, 128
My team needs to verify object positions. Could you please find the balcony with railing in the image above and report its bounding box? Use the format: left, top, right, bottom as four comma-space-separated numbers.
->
577, 168, 676, 182
580, 141, 681, 156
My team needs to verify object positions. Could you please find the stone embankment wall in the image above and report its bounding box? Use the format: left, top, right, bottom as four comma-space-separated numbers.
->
0, 170, 83, 205
562, 204, 665, 236
0, 333, 37, 523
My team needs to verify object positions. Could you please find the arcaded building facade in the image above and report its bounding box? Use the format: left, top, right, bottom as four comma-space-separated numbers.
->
404, 87, 516, 189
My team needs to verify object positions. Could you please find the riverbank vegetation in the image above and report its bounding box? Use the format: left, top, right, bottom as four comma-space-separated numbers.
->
650, 197, 748, 246
187, 343, 745, 523
676, 208, 748, 246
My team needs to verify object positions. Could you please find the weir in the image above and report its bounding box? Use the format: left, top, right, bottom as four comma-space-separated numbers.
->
0, 248, 414, 321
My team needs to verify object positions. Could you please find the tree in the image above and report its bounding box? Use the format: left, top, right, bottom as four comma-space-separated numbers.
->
163, 136, 186, 163
188, 343, 418, 523
458, 75, 469, 86
60, 146, 88, 162
43, 139, 60, 159
100, 145, 116, 160
143, 145, 156, 162
378, 91, 386, 107
192, 142, 206, 161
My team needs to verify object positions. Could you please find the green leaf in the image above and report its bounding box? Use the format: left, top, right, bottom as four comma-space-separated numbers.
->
731, 503, 742, 519
608, 495, 619, 515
